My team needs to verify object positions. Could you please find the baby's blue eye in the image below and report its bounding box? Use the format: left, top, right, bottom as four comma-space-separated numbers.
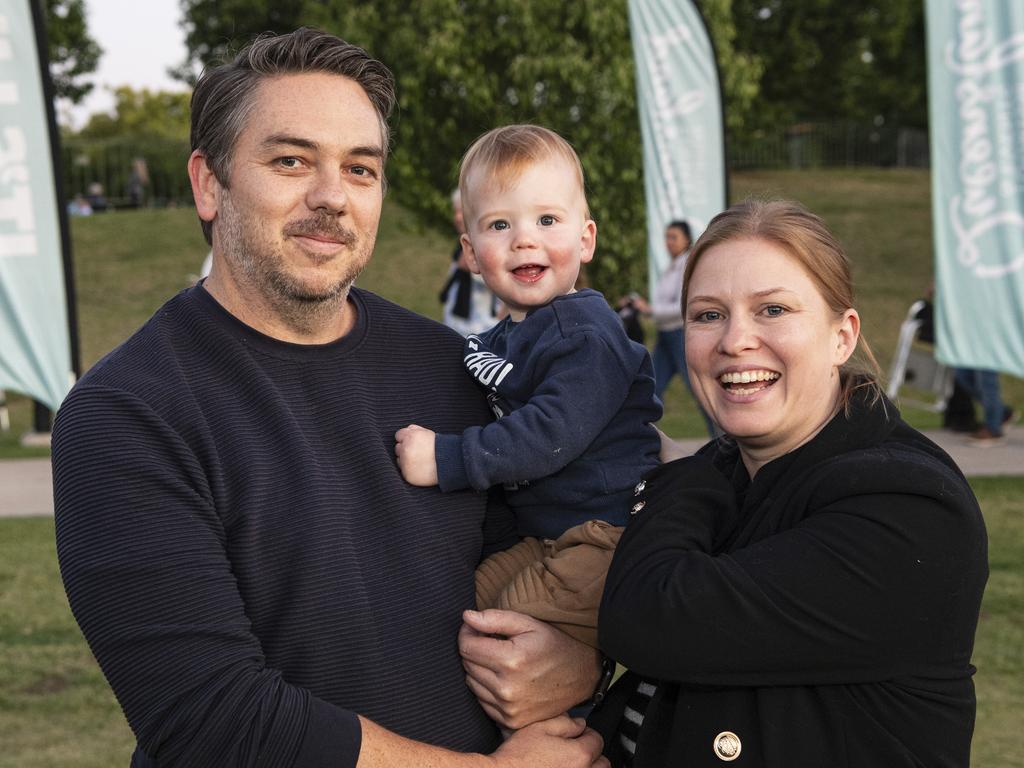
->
539, 215, 556, 226
490, 220, 509, 231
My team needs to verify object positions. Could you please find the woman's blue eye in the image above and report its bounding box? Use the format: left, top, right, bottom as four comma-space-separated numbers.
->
696, 310, 722, 322
765, 305, 785, 317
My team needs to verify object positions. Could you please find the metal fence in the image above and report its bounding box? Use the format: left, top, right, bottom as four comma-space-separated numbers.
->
58, 122, 930, 209
728, 121, 930, 170
62, 138, 192, 209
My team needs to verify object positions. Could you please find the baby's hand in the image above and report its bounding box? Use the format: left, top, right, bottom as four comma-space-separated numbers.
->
394, 424, 439, 486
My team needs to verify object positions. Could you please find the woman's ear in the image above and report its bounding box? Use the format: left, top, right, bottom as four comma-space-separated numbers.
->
833, 308, 861, 366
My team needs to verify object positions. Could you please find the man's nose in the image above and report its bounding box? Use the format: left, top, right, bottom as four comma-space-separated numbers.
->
307, 169, 348, 213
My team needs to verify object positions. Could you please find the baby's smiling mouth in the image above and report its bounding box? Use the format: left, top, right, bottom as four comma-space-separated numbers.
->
512, 264, 547, 281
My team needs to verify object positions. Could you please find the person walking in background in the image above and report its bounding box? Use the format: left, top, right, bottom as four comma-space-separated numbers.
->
647, 220, 715, 436
955, 367, 1017, 446
441, 188, 502, 336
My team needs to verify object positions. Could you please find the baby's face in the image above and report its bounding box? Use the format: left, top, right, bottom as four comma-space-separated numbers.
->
461, 158, 596, 321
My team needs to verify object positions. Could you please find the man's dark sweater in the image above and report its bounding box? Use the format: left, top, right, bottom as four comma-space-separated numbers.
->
52, 285, 515, 768
434, 289, 662, 539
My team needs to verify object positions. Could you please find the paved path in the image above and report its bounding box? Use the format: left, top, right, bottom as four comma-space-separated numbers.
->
1, 428, 1021, 518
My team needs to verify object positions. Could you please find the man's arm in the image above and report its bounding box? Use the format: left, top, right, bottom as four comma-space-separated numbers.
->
357, 715, 607, 768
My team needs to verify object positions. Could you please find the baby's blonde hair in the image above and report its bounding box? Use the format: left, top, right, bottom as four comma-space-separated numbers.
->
458, 124, 590, 221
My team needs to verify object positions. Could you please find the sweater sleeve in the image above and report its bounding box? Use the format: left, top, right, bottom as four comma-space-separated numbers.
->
52, 386, 361, 768
435, 332, 635, 492
598, 453, 987, 687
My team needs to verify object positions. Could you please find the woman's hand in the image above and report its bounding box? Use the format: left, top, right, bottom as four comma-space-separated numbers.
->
488, 715, 608, 768
459, 609, 601, 729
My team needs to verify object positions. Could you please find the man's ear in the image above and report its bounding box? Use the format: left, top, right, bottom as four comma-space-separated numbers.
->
460, 233, 482, 274
188, 150, 221, 226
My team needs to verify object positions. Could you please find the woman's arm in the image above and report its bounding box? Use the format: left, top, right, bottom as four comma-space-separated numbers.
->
599, 454, 987, 687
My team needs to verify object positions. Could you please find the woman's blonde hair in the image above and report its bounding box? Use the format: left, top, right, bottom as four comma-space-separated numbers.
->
683, 199, 883, 411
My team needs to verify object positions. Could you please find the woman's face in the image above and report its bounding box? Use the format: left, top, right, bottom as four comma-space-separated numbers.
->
684, 237, 859, 472
665, 226, 690, 257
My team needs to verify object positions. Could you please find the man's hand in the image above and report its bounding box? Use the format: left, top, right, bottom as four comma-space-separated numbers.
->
490, 715, 608, 768
394, 424, 439, 486
356, 713, 606, 768
459, 610, 602, 730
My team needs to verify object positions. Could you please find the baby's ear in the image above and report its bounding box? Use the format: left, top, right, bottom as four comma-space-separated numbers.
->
460, 233, 482, 274
579, 219, 597, 264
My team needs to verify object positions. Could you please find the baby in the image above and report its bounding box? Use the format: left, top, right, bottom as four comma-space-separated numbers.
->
395, 124, 661, 647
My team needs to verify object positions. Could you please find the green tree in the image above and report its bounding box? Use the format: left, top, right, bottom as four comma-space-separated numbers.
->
730, 0, 926, 130
173, 0, 306, 84
42, 0, 102, 103
76, 86, 191, 142
176, 0, 756, 296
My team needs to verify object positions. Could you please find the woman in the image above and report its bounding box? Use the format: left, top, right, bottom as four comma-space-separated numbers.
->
591, 200, 988, 767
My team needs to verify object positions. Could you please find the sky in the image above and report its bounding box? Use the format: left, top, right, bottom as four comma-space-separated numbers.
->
62, 0, 188, 128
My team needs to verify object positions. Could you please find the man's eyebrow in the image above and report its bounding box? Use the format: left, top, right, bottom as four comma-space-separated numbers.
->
259, 134, 320, 152
257, 136, 384, 160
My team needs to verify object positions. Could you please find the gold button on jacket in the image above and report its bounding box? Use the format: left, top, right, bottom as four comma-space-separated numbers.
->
713, 731, 742, 761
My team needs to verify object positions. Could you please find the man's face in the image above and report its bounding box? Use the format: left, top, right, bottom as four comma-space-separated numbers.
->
200, 72, 385, 324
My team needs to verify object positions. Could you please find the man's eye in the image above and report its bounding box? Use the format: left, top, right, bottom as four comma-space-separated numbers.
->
351, 165, 376, 178
277, 157, 301, 169
539, 215, 556, 226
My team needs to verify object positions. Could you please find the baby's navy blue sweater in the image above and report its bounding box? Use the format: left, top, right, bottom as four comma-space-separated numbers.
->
435, 289, 662, 539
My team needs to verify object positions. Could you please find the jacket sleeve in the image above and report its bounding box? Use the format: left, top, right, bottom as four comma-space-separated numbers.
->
52, 386, 361, 768
598, 453, 987, 687
435, 332, 637, 492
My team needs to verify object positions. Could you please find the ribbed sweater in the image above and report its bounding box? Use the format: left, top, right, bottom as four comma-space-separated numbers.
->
53, 285, 515, 767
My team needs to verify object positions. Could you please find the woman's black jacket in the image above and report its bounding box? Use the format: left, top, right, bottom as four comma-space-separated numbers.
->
591, 393, 988, 767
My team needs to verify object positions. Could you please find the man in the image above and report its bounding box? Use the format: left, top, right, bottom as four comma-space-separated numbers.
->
53, 29, 605, 768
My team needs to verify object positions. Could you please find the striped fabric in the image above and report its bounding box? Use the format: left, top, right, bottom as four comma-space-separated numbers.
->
618, 679, 658, 765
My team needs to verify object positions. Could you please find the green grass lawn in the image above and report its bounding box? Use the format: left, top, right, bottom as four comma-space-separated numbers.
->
3, 167, 1020, 454
1, 479, 1019, 766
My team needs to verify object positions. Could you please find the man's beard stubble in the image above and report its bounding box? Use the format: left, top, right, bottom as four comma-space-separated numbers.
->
217, 194, 371, 336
